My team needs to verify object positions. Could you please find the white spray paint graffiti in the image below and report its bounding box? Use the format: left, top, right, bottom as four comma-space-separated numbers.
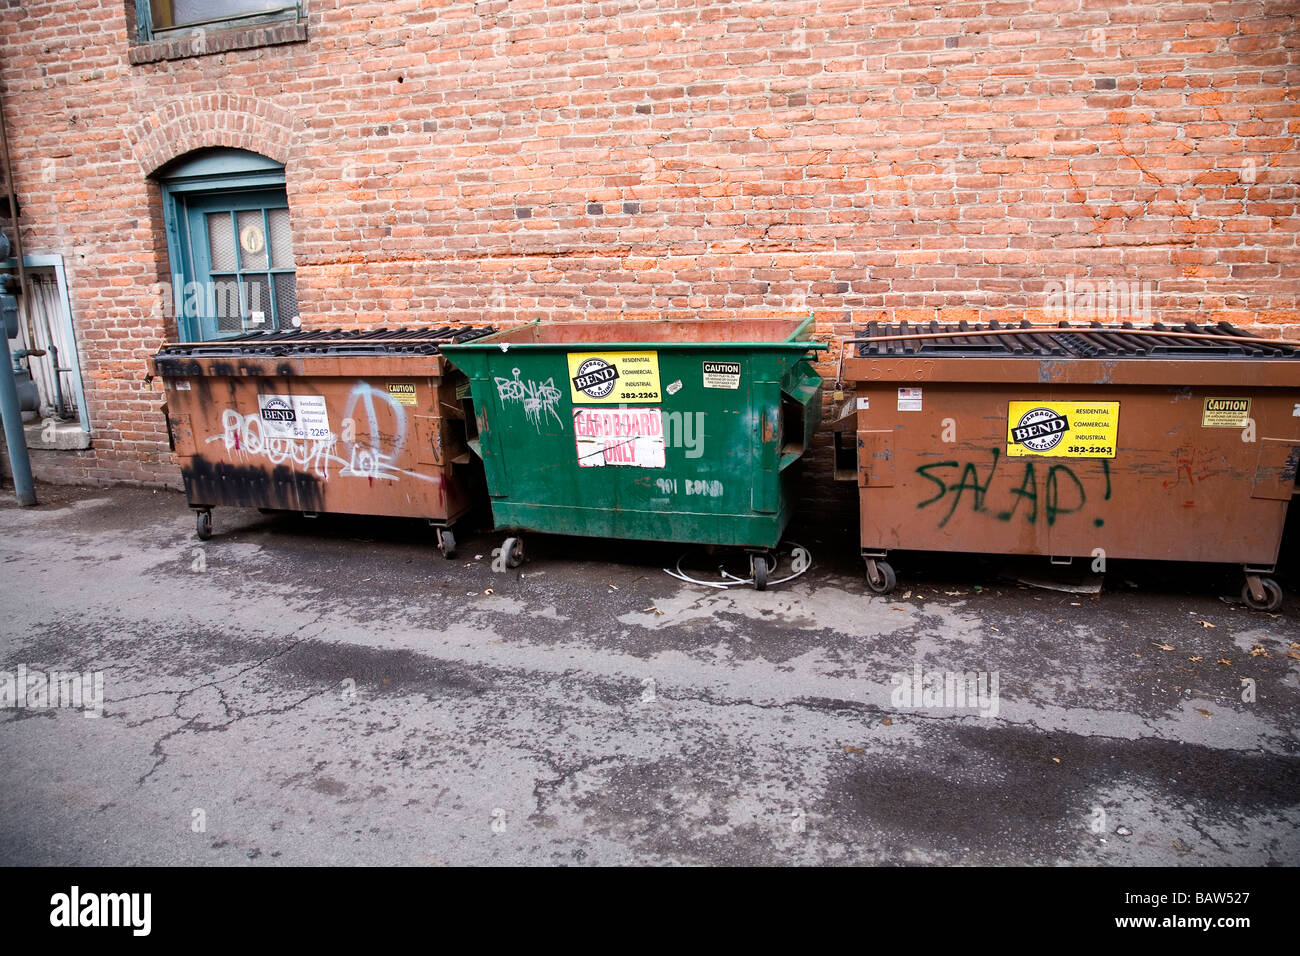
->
213, 409, 336, 478
204, 383, 440, 485
654, 477, 724, 497
342, 445, 396, 482
338, 383, 415, 482
495, 367, 562, 429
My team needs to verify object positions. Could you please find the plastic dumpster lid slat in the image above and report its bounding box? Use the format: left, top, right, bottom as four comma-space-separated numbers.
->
1003, 324, 1049, 356
1109, 322, 1152, 355
1087, 322, 1140, 356
1211, 321, 1273, 356
989, 319, 1029, 355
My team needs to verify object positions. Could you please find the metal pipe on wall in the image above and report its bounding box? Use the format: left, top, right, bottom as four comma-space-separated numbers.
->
0, 324, 36, 505
0, 87, 38, 505
0, 89, 36, 346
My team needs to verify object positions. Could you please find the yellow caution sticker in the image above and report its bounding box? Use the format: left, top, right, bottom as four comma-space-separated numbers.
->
1202, 397, 1251, 428
386, 383, 418, 406
567, 351, 661, 404
1007, 401, 1119, 459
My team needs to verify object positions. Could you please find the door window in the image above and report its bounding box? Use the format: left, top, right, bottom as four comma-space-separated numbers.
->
180, 190, 298, 338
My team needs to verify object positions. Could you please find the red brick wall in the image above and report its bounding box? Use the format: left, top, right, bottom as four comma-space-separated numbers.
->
0, 0, 1297, 489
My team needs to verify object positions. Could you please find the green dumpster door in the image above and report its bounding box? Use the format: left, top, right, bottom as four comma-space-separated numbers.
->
446, 339, 822, 549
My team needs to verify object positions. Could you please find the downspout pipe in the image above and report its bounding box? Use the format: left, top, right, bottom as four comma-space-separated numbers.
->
0, 89, 35, 349
0, 88, 37, 506
0, 319, 35, 505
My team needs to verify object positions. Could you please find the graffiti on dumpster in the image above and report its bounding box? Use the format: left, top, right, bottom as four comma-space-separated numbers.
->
654, 477, 725, 497
1160, 445, 1214, 491
338, 382, 422, 482
494, 367, 563, 430
210, 409, 336, 478
915, 448, 1112, 528
204, 383, 438, 484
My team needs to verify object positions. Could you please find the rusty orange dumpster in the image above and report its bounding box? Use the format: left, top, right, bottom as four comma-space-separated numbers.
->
148, 327, 493, 556
839, 319, 1300, 610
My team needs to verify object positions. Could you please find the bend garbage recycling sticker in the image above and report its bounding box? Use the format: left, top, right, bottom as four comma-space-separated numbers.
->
1006, 401, 1119, 459
567, 351, 661, 404
574, 407, 666, 468
257, 394, 332, 441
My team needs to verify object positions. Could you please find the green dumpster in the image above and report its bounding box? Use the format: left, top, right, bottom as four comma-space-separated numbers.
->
441, 316, 825, 585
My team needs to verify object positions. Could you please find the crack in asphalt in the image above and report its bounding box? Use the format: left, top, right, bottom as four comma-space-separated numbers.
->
530, 753, 627, 817
132, 612, 333, 786
1186, 812, 1229, 854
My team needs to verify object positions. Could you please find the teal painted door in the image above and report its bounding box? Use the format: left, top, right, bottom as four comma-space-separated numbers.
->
176, 188, 298, 340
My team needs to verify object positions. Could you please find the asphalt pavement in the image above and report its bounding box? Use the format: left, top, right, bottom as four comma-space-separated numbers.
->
1, 484, 1297, 865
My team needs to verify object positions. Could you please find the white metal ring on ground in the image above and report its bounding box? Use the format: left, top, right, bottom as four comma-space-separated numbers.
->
663, 543, 813, 590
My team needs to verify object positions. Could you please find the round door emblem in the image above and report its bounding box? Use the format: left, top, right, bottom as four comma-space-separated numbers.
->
572, 357, 619, 398
239, 224, 265, 255
1010, 407, 1070, 451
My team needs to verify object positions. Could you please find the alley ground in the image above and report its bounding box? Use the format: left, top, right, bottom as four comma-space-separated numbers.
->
1, 483, 1297, 866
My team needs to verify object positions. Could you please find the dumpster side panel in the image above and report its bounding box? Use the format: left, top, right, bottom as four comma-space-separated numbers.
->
452, 344, 819, 548
160, 359, 474, 524
855, 382, 1299, 566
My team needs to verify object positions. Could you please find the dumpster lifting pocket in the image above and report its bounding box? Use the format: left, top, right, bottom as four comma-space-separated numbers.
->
414, 415, 444, 466
168, 413, 197, 458
858, 429, 894, 488
1251, 438, 1300, 501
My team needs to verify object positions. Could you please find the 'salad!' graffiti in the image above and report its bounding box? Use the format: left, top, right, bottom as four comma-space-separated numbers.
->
915, 448, 1111, 528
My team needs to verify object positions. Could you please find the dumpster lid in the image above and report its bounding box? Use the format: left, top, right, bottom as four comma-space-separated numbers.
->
855, 320, 1299, 359
155, 326, 494, 358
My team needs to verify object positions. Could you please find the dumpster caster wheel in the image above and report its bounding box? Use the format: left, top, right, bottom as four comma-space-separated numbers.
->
865, 558, 896, 595
502, 536, 524, 569
195, 510, 212, 541
751, 554, 769, 591
437, 529, 457, 559
1242, 577, 1283, 612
